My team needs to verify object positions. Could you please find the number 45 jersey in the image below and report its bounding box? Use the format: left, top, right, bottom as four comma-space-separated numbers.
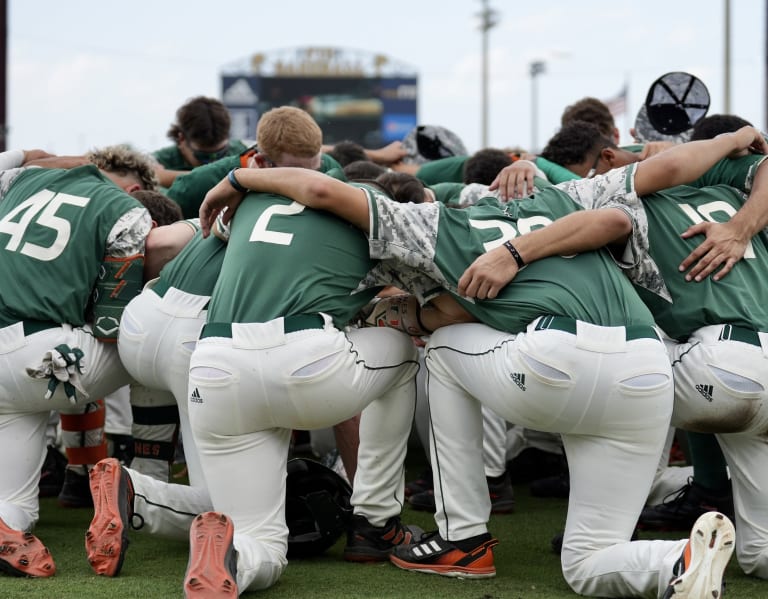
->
0, 165, 149, 327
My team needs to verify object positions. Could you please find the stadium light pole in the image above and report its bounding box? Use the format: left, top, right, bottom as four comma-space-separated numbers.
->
723, 0, 731, 113
529, 60, 546, 153
478, 0, 499, 148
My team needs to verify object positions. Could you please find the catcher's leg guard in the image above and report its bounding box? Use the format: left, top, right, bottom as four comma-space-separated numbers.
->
130, 385, 180, 483
58, 400, 107, 507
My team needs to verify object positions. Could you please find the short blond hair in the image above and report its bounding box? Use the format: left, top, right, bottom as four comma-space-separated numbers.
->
87, 145, 158, 190
256, 106, 322, 162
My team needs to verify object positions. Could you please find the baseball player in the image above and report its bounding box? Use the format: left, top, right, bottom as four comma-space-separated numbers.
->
182, 174, 432, 596
536, 129, 768, 577
203, 126, 766, 597
85, 105, 358, 579
0, 146, 189, 577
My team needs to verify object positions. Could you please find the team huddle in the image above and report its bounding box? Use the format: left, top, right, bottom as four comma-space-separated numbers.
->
0, 94, 767, 599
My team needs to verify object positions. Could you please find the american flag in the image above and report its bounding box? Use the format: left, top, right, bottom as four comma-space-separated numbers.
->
603, 85, 628, 116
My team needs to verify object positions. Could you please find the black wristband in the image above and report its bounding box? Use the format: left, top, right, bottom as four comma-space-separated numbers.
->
227, 168, 248, 193
503, 240, 526, 268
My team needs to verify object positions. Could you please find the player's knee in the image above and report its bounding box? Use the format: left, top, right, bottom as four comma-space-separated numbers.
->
736, 543, 768, 580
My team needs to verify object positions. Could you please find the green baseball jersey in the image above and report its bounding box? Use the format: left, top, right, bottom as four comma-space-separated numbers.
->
429, 182, 464, 207
0, 165, 147, 326
636, 184, 768, 340
207, 193, 382, 328
365, 187, 655, 334
416, 156, 468, 185
167, 153, 344, 219
689, 154, 768, 191
157, 225, 226, 297
534, 156, 581, 183
152, 140, 248, 171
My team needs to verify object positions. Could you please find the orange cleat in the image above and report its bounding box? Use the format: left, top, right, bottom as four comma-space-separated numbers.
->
0, 517, 55, 577
184, 512, 238, 598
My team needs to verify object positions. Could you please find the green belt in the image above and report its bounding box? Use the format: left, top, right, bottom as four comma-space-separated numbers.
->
152, 278, 209, 308
534, 315, 659, 341
200, 314, 325, 339
0, 318, 59, 336
719, 324, 762, 347
152, 278, 173, 298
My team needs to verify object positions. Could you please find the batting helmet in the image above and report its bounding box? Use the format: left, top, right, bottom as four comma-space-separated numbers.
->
285, 457, 353, 559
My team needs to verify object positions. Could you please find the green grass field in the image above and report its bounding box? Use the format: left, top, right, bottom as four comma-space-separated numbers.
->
1, 464, 766, 599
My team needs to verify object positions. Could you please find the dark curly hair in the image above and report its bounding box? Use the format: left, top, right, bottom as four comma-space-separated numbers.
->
167, 96, 232, 147
130, 190, 183, 226
541, 121, 615, 167
690, 114, 753, 141
375, 171, 426, 204
560, 97, 616, 139
463, 148, 512, 185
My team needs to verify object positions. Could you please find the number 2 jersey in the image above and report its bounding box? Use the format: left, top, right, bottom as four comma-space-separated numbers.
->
206, 192, 427, 329
0, 165, 150, 326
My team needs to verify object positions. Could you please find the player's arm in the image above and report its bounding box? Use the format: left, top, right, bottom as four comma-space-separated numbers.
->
360, 292, 475, 336
143, 220, 198, 280
458, 207, 632, 300
199, 167, 371, 236
633, 126, 767, 196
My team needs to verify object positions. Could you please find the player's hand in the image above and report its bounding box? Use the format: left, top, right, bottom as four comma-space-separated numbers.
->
199, 175, 246, 237
724, 126, 768, 157
22, 149, 56, 164
678, 220, 749, 281
490, 162, 537, 201
373, 141, 408, 165
458, 245, 520, 299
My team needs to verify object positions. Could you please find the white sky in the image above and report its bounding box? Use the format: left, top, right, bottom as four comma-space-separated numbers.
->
8, 0, 765, 155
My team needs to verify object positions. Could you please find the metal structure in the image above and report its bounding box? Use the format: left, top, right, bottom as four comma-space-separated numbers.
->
529, 60, 546, 153
221, 47, 418, 147
477, 0, 499, 148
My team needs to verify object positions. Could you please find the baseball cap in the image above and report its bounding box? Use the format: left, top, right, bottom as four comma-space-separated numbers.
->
401, 125, 468, 165
634, 71, 710, 143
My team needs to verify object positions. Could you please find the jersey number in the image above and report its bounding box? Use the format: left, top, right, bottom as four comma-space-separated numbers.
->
249, 201, 305, 245
469, 215, 552, 252
678, 201, 755, 259
0, 189, 90, 261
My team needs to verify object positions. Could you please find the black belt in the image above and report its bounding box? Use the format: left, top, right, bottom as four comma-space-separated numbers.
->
200, 314, 325, 339
0, 318, 59, 336
719, 324, 762, 347
534, 315, 659, 341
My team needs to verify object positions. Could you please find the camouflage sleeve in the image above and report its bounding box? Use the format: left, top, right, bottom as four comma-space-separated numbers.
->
0, 165, 32, 201
106, 207, 153, 258
558, 164, 672, 301
0, 150, 25, 171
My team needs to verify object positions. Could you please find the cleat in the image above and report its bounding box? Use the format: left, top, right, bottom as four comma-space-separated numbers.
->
661, 511, 735, 599
184, 512, 237, 598
0, 517, 56, 577
507, 447, 567, 485
487, 473, 515, 514
39, 445, 67, 498
404, 467, 433, 498
409, 473, 514, 515
343, 515, 424, 562
58, 467, 94, 508
85, 458, 135, 576
390, 531, 498, 579
638, 480, 734, 532
529, 471, 570, 498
